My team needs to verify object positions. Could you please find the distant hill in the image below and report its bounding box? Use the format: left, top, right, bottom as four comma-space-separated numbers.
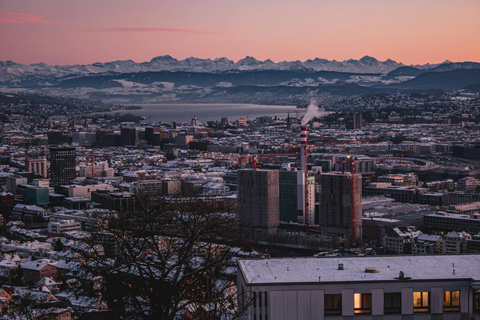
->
393, 69, 480, 91
387, 66, 424, 77
57, 70, 378, 89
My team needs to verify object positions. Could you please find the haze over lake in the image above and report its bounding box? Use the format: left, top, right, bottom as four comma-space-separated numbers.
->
111, 103, 301, 123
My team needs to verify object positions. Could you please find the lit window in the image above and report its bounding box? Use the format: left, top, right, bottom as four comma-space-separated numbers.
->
354, 293, 372, 314
324, 294, 342, 315
384, 292, 401, 314
413, 291, 430, 313
444, 291, 460, 312
474, 290, 480, 315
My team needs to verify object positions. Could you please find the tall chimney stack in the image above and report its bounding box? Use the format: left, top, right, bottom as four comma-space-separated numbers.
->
301, 125, 307, 171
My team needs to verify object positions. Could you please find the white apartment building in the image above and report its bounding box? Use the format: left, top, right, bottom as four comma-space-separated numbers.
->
442, 231, 471, 254
48, 219, 82, 235
237, 255, 480, 320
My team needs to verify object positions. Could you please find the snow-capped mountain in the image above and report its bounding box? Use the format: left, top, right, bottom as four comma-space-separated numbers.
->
0, 55, 414, 83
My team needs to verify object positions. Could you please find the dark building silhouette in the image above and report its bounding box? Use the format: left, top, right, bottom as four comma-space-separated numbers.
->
145, 126, 162, 145
121, 127, 136, 146
47, 131, 72, 145
49, 147, 76, 188
346, 113, 362, 130
320, 172, 362, 245
237, 169, 279, 232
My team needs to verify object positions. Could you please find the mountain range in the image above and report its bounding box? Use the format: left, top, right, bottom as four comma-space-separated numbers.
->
0, 55, 449, 83
1, 56, 479, 104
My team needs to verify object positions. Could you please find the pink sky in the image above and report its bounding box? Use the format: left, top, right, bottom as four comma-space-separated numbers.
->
0, 0, 479, 66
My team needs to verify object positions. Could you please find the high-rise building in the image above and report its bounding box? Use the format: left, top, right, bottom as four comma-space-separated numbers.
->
120, 127, 136, 146
279, 170, 315, 224
354, 112, 362, 130
346, 112, 362, 130
145, 126, 162, 145
320, 172, 362, 245
237, 169, 279, 232
25, 157, 47, 178
49, 147, 76, 188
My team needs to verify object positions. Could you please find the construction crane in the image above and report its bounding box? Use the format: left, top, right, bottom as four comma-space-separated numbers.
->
86, 153, 111, 178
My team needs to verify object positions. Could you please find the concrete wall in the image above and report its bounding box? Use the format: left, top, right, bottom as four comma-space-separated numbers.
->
239, 280, 475, 320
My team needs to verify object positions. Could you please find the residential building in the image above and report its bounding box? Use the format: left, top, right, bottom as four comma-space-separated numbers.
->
456, 177, 479, 192
237, 169, 279, 232
48, 219, 82, 235
319, 172, 362, 245
237, 255, 480, 320
411, 234, 442, 254
382, 226, 422, 254
22, 261, 57, 282
442, 231, 471, 254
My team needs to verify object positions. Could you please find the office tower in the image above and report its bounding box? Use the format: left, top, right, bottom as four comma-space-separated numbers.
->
237, 169, 279, 232
346, 112, 362, 130
121, 127, 136, 146
354, 112, 362, 130
50, 147, 76, 188
279, 170, 315, 224
320, 172, 362, 245
145, 126, 162, 145
25, 157, 47, 178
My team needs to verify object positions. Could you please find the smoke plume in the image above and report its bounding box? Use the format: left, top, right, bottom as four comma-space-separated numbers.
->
301, 100, 321, 125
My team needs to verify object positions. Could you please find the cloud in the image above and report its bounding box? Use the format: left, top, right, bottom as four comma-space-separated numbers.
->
88, 27, 222, 35
0, 12, 59, 26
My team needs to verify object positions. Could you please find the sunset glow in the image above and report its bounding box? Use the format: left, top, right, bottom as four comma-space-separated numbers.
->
1, 0, 479, 65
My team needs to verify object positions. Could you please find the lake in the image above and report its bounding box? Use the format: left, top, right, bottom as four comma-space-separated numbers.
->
108, 103, 301, 123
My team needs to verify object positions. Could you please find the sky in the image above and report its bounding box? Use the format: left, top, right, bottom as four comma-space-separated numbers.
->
0, 0, 479, 66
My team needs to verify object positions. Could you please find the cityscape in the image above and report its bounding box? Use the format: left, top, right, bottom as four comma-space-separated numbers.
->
1, 0, 480, 319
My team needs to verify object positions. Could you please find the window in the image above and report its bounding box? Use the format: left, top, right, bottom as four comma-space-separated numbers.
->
474, 290, 480, 315
253, 292, 257, 320
324, 294, 342, 315
264, 291, 268, 320
413, 291, 430, 313
354, 293, 372, 314
443, 291, 460, 312
384, 292, 401, 314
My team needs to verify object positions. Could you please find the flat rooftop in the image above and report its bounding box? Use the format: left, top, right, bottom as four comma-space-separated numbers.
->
238, 255, 480, 285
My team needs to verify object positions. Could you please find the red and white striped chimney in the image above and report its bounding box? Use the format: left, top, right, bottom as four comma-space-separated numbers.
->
301, 125, 307, 171
300, 125, 307, 147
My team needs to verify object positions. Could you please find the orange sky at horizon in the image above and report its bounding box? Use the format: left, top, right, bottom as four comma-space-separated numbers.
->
0, 0, 479, 66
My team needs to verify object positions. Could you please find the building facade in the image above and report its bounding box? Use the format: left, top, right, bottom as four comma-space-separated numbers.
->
237, 169, 279, 232
49, 147, 76, 187
279, 170, 315, 224
320, 172, 362, 245
25, 157, 47, 178
237, 255, 480, 320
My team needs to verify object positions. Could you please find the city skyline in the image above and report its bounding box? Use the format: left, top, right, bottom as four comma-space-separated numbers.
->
1, 0, 479, 66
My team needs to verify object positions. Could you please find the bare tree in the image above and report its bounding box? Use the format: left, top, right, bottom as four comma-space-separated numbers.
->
76, 193, 252, 320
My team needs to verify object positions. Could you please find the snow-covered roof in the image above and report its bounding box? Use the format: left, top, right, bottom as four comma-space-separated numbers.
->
238, 255, 480, 285
21, 260, 54, 271
416, 234, 441, 242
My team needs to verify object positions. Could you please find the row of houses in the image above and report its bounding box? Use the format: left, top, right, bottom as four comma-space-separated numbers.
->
383, 227, 478, 254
